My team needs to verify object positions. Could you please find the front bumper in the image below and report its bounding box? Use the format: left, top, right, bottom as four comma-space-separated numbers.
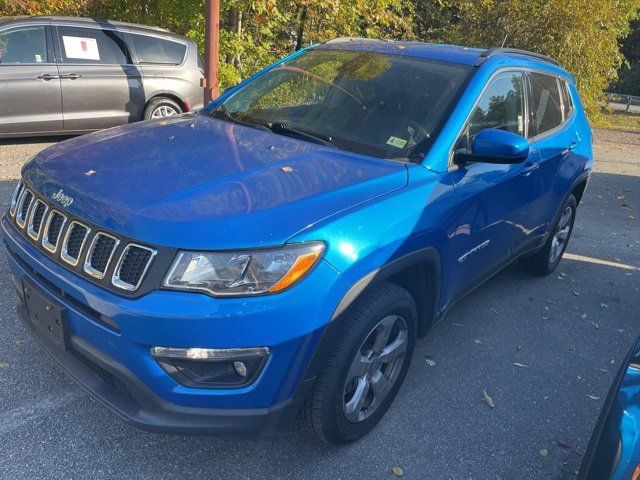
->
2, 215, 349, 435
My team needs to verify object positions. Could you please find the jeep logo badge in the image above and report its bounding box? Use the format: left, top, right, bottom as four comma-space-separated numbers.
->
51, 189, 74, 208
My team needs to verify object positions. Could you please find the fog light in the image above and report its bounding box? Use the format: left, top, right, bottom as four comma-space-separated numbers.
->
151, 346, 269, 388
233, 361, 247, 377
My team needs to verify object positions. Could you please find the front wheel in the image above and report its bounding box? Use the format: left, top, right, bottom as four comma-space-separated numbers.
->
303, 281, 417, 444
520, 194, 577, 275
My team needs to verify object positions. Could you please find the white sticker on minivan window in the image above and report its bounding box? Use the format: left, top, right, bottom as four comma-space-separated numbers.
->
62, 36, 100, 60
386, 136, 408, 149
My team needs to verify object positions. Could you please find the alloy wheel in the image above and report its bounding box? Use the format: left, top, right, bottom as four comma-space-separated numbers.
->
549, 206, 573, 264
151, 105, 179, 119
343, 314, 408, 423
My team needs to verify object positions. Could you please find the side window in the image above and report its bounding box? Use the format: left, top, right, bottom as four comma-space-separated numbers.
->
457, 71, 525, 151
529, 72, 563, 135
57, 26, 130, 65
561, 81, 574, 119
129, 34, 186, 65
0, 26, 48, 64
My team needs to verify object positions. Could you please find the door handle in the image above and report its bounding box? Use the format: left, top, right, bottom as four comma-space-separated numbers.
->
60, 73, 82, 80
562, 141, 579, 155
36, 73, 59, 80
520, 162, 540, 177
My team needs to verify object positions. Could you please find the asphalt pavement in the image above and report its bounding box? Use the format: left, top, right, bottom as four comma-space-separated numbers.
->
0, 129, 638, 480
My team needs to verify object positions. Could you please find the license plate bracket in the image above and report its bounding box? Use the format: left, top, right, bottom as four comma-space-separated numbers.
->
22, 279, 68, 349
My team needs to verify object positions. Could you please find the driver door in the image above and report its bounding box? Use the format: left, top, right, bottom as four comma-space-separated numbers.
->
448, 70, 539, 295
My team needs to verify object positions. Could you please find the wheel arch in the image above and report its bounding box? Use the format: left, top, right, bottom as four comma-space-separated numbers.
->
144, 92, 189, 114
330, 247, 442, 338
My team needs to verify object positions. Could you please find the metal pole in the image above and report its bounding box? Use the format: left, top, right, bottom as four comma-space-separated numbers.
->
203, 0, 220, 103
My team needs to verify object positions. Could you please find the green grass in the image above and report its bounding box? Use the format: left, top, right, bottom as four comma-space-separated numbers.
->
599, 110, 640, 132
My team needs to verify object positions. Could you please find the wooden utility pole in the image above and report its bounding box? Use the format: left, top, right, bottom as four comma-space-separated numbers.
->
202, 0, 220, 102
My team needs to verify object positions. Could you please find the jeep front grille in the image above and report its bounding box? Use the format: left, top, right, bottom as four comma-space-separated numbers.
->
61, 221, 90, 266
42, 210, 67, 253
9, 181, 157, 292
84, 233, 119, 279
27, 199, 48, 240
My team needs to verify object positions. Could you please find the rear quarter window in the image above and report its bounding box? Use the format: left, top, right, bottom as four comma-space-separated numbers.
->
529, 72, 564, 136
129, 34, 186, 65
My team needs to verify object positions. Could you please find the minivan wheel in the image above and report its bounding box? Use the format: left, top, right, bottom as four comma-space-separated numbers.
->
303, 281, 417, 445
520, 194, 577, 276
143, 97, 183, 120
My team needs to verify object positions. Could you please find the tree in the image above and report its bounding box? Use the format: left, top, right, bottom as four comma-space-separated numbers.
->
428, 0, 640, 122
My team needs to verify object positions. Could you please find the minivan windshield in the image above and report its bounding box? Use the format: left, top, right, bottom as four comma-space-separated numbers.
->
204, 48, 472, 161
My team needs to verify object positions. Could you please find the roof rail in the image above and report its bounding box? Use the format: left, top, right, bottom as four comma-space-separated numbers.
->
475, 47, 562, 67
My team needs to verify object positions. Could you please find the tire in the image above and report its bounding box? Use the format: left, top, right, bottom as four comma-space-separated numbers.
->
520, 194, 577, 276
303, 281, 417, 445
143, 97, 183, 120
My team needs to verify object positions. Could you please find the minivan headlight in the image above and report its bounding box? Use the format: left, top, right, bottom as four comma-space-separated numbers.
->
163, 242, 325, 296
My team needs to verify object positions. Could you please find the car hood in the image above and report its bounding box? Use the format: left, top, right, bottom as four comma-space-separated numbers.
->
22, 114, 408, 249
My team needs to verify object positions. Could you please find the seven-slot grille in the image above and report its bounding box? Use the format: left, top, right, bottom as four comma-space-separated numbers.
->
9, 181, 156, 292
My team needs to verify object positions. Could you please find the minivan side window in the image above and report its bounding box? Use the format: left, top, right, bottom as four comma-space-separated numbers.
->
129, 34, 186, 65
0, 26, 48, 64
57, 26, 130, 65
529, 72, 563, 136
456, 71, 525, 152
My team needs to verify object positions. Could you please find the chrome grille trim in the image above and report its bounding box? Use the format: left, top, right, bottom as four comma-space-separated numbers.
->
26, 199, 48, 241
112, 244, 157, 291
42, 210, 68, 253
15, 188, 34, 228
83, 232, 120, 279
9, 182, 24, 217
61, 221, 91, 267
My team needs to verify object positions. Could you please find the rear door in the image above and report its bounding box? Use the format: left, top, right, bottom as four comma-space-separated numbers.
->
522, 71, 581, 245
53, 25, 144, 131
0, 24, 63, 135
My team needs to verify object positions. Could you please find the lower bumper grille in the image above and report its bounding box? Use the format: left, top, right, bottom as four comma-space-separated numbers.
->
70, 348, 132, 399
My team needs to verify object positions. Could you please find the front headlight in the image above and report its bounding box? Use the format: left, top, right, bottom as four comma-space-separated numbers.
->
163, 242, 325, 296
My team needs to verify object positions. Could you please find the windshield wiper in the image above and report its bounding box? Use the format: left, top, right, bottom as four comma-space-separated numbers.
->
266, 123, 336, 147
207, 105, 271, 132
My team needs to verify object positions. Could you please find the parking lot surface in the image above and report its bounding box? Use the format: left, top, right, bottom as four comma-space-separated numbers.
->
0, 129, 638, 479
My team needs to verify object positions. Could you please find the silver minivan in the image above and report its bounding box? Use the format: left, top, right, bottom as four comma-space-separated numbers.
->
0, 16, 204, 137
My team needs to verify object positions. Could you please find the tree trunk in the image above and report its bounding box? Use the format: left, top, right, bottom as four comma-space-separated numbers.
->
295, 5, 308, 51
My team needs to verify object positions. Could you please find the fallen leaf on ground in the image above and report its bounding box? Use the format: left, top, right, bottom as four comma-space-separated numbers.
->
600, 303, 609, 309
516, 345, 523, 351
557, 440, 572, 449
540, 448, 549, 457
391, 467, 404, 477
587, 394, 600, 400
0, 363, 8, 368
599, 368, 609, 373
513, 362, 529, 368
491, 308, 499, 314
483, 389, 495, 408
474, 339, 483, 344
15, 339, 24, 345
573, 290, 580, 296
581, 314, 588, 319
569, 346, 577, 352
425, 358, 436, 367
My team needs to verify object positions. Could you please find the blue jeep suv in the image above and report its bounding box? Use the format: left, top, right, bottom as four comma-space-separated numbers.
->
2, 38, 593, 444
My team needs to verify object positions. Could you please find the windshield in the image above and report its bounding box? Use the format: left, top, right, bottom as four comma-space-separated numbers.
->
205, 48, 472, 161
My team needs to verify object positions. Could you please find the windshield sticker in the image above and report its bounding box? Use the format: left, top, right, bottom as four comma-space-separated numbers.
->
62, 36, 100, 60
386, 136, 408, 149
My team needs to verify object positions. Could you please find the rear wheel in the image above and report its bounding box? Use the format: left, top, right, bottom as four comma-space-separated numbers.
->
303, 281, 417, 444
143, 97, 183, 120
520, 194, 577, 275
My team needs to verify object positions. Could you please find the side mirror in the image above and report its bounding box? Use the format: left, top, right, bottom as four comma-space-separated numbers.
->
457, 128, 529, 164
